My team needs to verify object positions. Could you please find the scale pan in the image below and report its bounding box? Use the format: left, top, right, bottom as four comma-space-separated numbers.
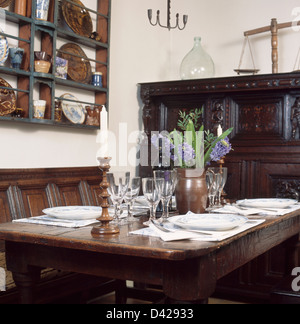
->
234, 69, 260, 75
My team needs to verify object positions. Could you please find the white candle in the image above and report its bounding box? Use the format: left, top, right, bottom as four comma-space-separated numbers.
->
101, 105, 108, 132
217, 125, 223, 137
97, 105, 109, 157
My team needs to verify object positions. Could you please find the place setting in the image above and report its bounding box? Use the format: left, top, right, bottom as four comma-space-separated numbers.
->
131, 211, 266, 243
212, 198, 300, 218
126, 168, 262, 242
13, 206, 104, 228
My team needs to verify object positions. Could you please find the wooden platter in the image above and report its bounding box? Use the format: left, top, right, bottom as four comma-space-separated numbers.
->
58, 43, 92, 84
0, 78, 16, 116
61, 0, 93, 38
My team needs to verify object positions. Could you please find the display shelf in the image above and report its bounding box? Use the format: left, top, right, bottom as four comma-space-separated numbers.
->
55, 77, 107, 92
0, 114, 99, 129
4, 10, 33, 25
0, 0, 110, 130
56, 27, 109, 50
0, 66, 31, 77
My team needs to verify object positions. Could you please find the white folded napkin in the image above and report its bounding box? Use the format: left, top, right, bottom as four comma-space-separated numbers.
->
130, 219, 265, 242
148, 223, 203, 242
13, 216, 99, 228
213, 205, 262, 216
213, 203, 300, 217
0, 267, 6, 292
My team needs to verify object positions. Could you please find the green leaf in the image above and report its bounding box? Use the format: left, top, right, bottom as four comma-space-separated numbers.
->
195, 130, 204, 169
185, 119, 196, 150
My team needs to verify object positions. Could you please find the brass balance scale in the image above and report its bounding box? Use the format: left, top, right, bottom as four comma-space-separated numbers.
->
235, 18, 300, 75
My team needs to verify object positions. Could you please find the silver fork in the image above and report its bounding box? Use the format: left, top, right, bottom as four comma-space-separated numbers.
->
150, 219, 171, 233
150, 219, 212, 235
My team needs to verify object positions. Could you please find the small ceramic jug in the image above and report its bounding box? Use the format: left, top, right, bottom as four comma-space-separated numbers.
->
9, 47, 24, 69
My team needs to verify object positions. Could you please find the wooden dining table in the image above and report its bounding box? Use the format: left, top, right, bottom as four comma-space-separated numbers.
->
0, 211, 300, 304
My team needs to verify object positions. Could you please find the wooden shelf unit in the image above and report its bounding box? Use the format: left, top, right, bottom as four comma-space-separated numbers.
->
0, 0, 110, 130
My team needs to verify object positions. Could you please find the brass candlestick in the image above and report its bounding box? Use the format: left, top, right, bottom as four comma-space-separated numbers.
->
91, 157, 120, 237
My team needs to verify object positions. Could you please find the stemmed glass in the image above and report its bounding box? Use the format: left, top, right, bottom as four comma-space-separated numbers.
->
206, 169, 222, 211
214, 167, 228, 207
124, 177, 141, 223
142, 178, 162, 224
107, 172, 130, 224
153, 170, 177, 223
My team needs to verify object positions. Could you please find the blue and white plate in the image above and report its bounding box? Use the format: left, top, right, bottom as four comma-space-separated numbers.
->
43, 206, 102, 220
236, 198, 298, 209
168, 213, 248, 231
61, 93, 86, 124
0, 28, 8, 65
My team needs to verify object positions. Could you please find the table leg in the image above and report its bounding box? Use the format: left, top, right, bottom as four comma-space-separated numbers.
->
163, 256, 217, 302
12, 267, 41, 304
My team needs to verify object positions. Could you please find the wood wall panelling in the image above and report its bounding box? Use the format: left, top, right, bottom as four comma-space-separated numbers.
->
0, 167, 102, 221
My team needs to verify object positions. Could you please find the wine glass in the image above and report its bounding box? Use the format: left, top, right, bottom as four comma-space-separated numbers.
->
107, 172, 130, 224
153, 170, 177, 223
124, 177, 141, 222
206, 169, 222, 211
215, 167, 228, 207
142, 178, 162, 224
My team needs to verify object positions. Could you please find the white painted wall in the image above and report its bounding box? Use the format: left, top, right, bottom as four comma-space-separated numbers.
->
1, 0, 300, 173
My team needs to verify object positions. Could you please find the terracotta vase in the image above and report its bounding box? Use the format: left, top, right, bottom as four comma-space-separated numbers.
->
175, 168, 208, 215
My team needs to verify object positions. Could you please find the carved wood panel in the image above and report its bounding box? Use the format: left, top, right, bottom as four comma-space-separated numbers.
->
20, 187, 49, 218
57, 184, 84, 207
0, 193, 11, 223
231, 94, 285, 140
260, 163, 300, 199
89, 183, 103, 206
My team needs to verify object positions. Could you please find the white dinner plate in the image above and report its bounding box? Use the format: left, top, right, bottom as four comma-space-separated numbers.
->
236, 198, 298, 209
61, 93, 86, 124
43, 206, 102, 220
168, 213, 248, 231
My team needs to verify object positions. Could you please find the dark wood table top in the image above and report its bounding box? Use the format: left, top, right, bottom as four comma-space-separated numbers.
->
0, 211, 299, 262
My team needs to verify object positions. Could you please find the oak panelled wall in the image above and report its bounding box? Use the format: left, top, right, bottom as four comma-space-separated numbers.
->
0, 167, 102, 224
139, 72, 300, 302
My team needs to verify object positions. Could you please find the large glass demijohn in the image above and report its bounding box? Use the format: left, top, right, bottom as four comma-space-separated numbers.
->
180, 37, 215, 79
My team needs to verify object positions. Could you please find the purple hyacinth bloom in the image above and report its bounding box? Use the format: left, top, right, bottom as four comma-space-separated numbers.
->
210, 137, 232, 162
151, 134, 174, 159
177, 142, 196, 166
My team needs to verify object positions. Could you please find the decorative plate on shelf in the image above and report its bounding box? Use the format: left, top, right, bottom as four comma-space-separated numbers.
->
0, 0, 12, 8
43, 206, 102, 220
0, 78, 16, 116
61, 0, 93, 38
61, 93, 86, 124
236, 198, 298, 209
58, 43, 92, 84
0, 27, 9, 65
168, 213, 248, 231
